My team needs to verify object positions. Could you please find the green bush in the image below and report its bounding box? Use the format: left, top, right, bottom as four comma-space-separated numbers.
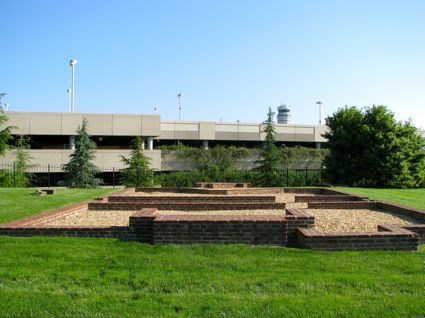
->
0, 169, 14, 187
154, 169, 323, 188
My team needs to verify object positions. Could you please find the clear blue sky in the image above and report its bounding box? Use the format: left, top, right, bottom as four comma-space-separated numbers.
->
1, 0, 424, 128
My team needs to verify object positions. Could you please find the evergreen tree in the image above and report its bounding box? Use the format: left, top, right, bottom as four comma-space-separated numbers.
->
0, 93, 13, 156
255, 107, 280, 186
62, 119, 102, 188
120, 137, 153, 187
14, 136, 34, 187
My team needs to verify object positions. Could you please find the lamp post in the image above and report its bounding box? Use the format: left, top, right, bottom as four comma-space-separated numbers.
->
154, 106, 158, 115
316, 101, 323, 124
177, 93, 183, 120
67, 88, 72, 112
69, 59, 78, 112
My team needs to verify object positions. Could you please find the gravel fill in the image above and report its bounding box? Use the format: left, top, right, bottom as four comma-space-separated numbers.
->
306, 208, 417, 233
48, 210, 137, 227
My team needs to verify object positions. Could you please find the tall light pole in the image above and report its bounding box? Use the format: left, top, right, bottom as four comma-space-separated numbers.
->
67, 88, 72, 112
69, 59, 78, 112
177, 93, 183, 120
316, 101, 323, 124
154, 106, 158, 115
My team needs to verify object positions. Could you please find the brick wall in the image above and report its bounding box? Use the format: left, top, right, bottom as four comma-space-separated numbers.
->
400, 224, 425, 242
285, 208, 315, 246
0, 226, 129, 238
295, 195, 367, 202
152, 214, 287, 245
1, 187, 423, 251
297, 227, 419, 251
308, 201, 377, 209
88, 202, 286, 211
195, 182, 252, 189
377, 201, 425, 222
108, 195, 277, 204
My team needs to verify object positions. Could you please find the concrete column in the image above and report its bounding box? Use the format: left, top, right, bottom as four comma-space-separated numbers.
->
316, 142, 321, 149
147, 137, 153, 150
202, 140, 209, 150
69, 136, 75, 150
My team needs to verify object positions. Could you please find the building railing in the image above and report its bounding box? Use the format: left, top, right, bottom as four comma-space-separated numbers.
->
0, 163, 325, 188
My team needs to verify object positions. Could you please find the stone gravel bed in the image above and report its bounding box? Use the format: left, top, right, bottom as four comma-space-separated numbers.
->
306, 208, 417, 233
46, 207, 418, 232
48, 210, 137, 227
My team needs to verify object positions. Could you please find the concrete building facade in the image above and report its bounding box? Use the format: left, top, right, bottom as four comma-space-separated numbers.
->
0, 111, 332, 171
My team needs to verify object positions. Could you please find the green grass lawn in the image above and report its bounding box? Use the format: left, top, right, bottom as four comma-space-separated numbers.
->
0, 237, 424, 318
336, 187, 425, 210
0, 187, 424, 317
0, 188, 115, 224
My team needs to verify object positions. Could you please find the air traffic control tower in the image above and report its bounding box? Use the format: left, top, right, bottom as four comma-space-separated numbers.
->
277, 105, 291, 124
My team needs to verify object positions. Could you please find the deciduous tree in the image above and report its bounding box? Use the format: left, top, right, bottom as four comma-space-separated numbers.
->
324, 105, 425, 188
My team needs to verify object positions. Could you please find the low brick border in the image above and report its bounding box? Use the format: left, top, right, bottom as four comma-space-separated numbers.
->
377, 201, 425, 222
285, 208, 315, 245
195, 182, 252, 189
134, 187, 285, 195
295, 195, 368, 202
284, 188, 348, 195
307, 201, 378, 209
152, 213, 287, 245
88, 202, 286, 211
1, 187, 424, 250
108, 195, 277, 204
0, 188, 139, 240
297, 226, 419, 250
0, 207, 157, 241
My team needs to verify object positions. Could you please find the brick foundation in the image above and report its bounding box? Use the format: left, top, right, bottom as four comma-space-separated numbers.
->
1, 187, 424, 250
88, 202, 286, 211
108, 195, 277, 204
295, 195, 367, 202
195, 182, 252, 189
153, 215, 287, 244
308, 201, 378, 209
284, 188, 347, 195
297, 227, 419, 251
285, 208, 315, 246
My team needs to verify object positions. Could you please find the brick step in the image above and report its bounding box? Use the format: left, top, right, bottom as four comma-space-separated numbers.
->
88, 202, 286, 211
295, 195, 367, 202
108, 195, 276, 204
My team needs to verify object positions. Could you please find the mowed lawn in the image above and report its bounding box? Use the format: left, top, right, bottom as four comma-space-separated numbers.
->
0, 237, 424, 317
336, 187, 425, 210
0, 188, 115, 224
0, 188, 424, 317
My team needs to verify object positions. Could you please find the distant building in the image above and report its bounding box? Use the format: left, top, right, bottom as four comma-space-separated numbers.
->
277, 105, 291, 124
0, 111, 327, 171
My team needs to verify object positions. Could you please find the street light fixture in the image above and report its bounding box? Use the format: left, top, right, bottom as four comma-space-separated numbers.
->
67, 88, 72, 112
69, 59, 78, 112
316, 101, 323, 124
177, 93, 183, 120
154, 106, 158, 115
